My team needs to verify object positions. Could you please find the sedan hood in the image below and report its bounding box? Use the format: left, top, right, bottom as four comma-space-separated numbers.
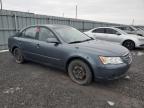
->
72, 40, 129, 56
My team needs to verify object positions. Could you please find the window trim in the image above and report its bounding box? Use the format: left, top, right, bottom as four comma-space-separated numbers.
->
105, 28, 118, 34
20, 26, 38, 40
19, 26, 62, 44
92, 28, 105, 33
38, 26, 56, 42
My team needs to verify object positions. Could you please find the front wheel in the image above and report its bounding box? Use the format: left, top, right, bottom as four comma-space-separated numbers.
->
13, 48, 24, 64
68, 59, 92, 85
122, 40, 135, 50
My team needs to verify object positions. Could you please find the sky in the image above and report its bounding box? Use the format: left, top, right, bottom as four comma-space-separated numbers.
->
2, 0, 144, 25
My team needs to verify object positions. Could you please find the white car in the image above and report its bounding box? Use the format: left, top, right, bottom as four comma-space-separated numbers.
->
84, 27, 144, 50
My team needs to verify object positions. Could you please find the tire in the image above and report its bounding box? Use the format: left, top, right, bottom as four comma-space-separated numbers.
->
122, 40, 135, 50
13, 48, 24, 64
68, 59, 92, 85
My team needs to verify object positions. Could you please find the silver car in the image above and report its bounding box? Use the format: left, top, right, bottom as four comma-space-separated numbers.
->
134, 26, 144, 32
85, 27, 144, 50
115, 26, 144, 37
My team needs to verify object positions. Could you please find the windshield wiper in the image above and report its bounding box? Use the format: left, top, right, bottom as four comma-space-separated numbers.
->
82, 38, 94, 42
69, 38, 94, 44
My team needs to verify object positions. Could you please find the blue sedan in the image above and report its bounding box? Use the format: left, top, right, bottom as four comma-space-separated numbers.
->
8, 24, 132, 85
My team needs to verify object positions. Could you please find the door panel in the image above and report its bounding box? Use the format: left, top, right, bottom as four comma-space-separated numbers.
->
36, 42, 65, 67
18, 38, 40, 60
91, 28, 109, 41
33, 26, 65, 67
104, 28, 121, 43
18, 27, 40, 60
94, 33, 109, 41
106, 34, 119, 42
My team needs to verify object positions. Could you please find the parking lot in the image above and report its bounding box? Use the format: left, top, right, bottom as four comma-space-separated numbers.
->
0, 49, 144, 108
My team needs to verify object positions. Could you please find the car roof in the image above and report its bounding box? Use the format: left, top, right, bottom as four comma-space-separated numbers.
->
91, 27, 127, 34
92, 26, 121, 31
114, 25, 139, 31
31, 24, 71, 29
113, 25, 135, 28
20, 24, 72, 32
113, 26, 126, 27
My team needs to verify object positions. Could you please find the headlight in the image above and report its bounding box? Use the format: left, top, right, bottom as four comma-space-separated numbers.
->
99, 56, 123, 64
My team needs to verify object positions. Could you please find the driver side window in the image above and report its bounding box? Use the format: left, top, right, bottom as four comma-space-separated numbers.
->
38, 27, 55, 42
22, 27, 37, 39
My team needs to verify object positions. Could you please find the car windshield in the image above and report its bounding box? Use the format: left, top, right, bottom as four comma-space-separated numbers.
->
54, 27, 93, 44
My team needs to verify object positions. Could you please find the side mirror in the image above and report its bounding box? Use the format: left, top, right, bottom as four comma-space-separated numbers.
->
116, 32, 121, 35
46, 38, 59, 44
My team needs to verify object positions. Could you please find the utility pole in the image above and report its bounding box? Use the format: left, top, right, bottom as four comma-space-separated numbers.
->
62, 12, 64, 17
75, 5, 77, 19
0, 0, 2, 10
132, 19, 134, 25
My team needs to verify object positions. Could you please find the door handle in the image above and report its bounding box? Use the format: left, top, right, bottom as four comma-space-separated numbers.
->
36, 44, 40, 48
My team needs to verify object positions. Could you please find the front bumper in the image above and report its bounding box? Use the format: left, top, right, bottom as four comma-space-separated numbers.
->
93, 63, 131, 80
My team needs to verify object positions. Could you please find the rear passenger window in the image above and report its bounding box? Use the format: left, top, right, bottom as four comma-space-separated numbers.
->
39, 27, 55, 42
92, 28, 105, 33
23, 27, 37, 39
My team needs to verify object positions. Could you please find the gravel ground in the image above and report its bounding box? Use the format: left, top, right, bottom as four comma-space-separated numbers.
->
0, 49, 144, 108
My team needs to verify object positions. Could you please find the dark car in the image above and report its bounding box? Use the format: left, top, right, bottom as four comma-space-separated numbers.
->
8, 24, 132, 85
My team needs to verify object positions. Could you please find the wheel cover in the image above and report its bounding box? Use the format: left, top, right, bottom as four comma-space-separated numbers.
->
72, 65, 86, 80
124, 41, 134, 49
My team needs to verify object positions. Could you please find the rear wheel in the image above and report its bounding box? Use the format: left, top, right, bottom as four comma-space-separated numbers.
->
13, 48, 24, 64
122, 40, 135, 50
68, 59, 92, 85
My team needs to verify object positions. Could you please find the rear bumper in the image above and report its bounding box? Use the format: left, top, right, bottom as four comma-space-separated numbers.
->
93, 63, 131, 80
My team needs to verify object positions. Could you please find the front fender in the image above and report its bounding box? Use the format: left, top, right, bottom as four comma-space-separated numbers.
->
65, 52, 100, 72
